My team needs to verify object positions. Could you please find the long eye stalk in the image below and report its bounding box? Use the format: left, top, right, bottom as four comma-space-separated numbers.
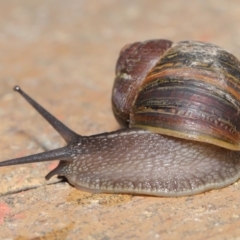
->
13, 86, 79, 143
0, 86, 79, 168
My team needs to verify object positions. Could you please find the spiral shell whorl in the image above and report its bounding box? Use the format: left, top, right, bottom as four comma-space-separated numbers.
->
112, 39, 173, 126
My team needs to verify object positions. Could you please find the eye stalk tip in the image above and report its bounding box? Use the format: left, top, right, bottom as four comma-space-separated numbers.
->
13, 86, 23, 94
14, 85, 21, 91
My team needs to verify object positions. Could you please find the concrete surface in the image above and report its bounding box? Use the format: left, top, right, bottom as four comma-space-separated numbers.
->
0, 0, 240, 239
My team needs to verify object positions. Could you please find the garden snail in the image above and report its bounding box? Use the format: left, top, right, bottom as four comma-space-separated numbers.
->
1, 39, 240, 197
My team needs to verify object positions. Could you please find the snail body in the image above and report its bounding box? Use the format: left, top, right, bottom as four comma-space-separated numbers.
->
1, 40, 240, 196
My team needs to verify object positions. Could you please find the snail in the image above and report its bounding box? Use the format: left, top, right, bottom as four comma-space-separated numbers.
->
1, 39, 240, 197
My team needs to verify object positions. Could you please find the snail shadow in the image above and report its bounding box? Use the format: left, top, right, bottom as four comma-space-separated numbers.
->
15, 129, 60, 152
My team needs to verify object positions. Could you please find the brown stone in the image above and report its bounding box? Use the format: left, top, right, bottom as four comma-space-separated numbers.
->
1, 0, 240, 239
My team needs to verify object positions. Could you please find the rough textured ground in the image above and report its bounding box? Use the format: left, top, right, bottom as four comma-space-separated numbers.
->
1, 0, 240, 239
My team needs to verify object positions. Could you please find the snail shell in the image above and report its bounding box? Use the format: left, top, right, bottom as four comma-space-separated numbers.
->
1, 40, 240, 197
113, 40, 240, 150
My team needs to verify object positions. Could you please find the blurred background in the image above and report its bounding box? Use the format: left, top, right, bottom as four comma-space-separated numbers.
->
1, 0, 240, 239
1, 0, 240, 135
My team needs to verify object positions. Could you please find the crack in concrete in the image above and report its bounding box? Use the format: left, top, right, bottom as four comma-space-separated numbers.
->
0, 180, 63, 197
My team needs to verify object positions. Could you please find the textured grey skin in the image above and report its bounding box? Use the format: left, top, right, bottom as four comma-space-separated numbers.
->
54, 129, 240, 197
